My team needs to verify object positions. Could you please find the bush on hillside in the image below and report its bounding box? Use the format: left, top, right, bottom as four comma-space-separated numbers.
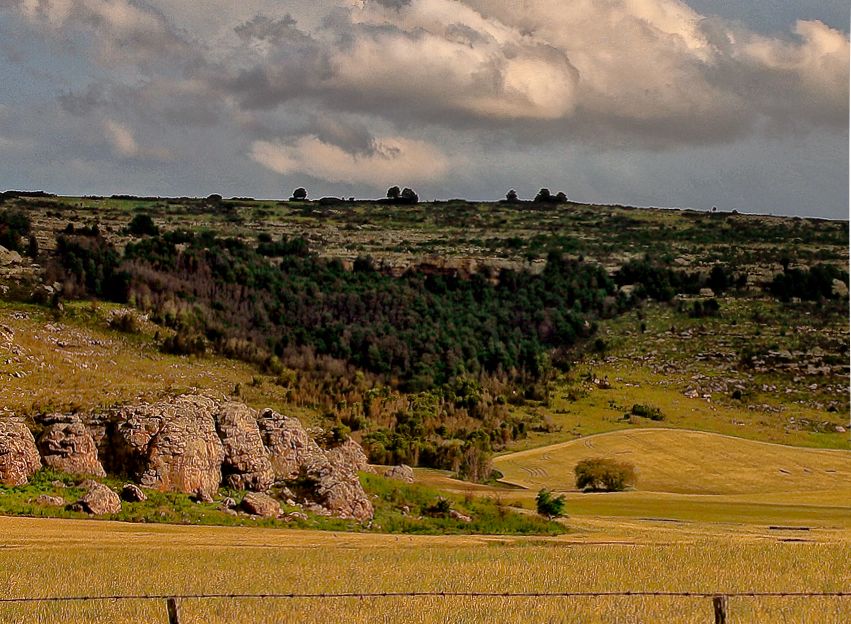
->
535, 488, 566, 518
574, 457, 636, 492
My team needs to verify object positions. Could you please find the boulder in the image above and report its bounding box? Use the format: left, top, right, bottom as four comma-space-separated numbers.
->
240, 492, 281, 518
0, 418, 41, 486
120, 483, 147, 502
214, 402, 274, 491
75, 481, 121, 515
326, 439, 373, 474
300, 455, 374, 522
35, 494, 65, 506
449, 509, 472, 523
36, 414, 105, 477
384, 464, 415, 483
257, 409, 325, 480
108, 395, 224, 497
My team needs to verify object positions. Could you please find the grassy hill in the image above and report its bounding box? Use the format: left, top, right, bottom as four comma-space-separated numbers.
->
494, 428, 851, 495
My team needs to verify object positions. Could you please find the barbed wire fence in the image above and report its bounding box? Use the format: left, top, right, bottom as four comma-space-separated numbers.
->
1, 591, 849, 624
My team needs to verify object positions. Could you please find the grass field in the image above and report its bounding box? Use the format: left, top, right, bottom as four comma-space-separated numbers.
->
1, 516, 849, 623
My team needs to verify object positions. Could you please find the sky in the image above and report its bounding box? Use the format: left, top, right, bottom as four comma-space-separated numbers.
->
0, 1, 848, 218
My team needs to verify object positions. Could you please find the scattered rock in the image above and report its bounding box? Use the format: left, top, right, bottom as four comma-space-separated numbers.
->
449, 509, 472, 523
214, 402, 274, 491
36, 414, 105, 477
384, 464, 415, 483
193, 488, 214, 504
75, 481, 121, 515
240, 492, 281, 518
0, 418, 42, 486
120, 483, 147, 502
283, 511, 308, 522
35, 494, 65, 506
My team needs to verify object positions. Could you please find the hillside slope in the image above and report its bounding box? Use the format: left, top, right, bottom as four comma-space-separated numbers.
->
494, 428, 851, 495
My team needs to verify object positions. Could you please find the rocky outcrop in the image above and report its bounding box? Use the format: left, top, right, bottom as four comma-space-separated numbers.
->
384, 464, 415, 483
108, 395, 224, 498
0, 418, 41, 486
74, 481, 121, 515
36, 414, 105, 477
214, 402, 274, 491
300, 455, 374, 522
120, 483, 146, 502
326, 439, 373, 474
258, 408, 324, 480
240, 492, 281, 517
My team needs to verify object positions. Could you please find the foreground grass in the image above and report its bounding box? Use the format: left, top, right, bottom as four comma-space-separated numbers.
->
0, 517, 848, 623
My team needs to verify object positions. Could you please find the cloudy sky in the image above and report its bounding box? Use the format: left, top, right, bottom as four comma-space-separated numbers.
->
0, 1, 848, 218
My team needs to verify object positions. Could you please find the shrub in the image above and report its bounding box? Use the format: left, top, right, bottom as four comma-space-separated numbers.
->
127, 214, 159, 237
630, 403, 664, 421
535, 489, 566, 518
574, 458, 637, 492
0, 208, 31, 252
108, 310, 143, 334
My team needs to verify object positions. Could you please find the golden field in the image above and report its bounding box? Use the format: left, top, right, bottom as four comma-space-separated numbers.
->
1, 516, 850, 623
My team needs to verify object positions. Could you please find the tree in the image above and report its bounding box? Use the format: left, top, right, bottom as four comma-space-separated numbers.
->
387, 186, 401, 200
291, 187, 308, 201
574, 458, 636, 492
400, 188, 419, 204
27, 234, 39, 259
535, 489, 566, 518
555, 191, 568, 203
534, 188, 551, 203
505, 189, 518, 202
127, 214, 159, 237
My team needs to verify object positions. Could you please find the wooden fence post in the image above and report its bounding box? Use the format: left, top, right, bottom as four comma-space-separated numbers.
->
166, 597, 181, 624
713, 595, 728, 624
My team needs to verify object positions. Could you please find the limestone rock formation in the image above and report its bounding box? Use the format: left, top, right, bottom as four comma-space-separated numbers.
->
326, 439, 373, 474
108, 395, 224, 497
0, 418, 41, 486
240, 491, 281, 517
257, 408, 324, 480
74, 481, 121, 515
214, 402, 274, 491
300, 455, 374, 522
36, 413, 105, 476
384, 464, 415, 483
120, 483, 147, 502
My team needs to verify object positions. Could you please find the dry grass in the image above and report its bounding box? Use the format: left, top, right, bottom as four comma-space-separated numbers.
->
494, 429, 851, 495
1, 517, 849, 623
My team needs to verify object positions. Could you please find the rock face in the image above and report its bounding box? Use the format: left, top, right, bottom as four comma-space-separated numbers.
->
108, 395, 224, 498
257, 409, 324, 480
384, 464, 415, 483
326, 439, 373, 474
120, 483, 147, 502
36, 414, 105, 477
75, 481, 121, 515
214, 402, 274, 491
0, 418, 42, 486
240, 492, 281, 517
300, 455, 374, 522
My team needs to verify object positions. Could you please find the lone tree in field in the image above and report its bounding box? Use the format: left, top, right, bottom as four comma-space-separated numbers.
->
535, 488, 566, 518
400, 187, 419, 204
574, 458, 636, 492
387, 186, 401, 200
291, 187, 308, 201
505, 188, 518, 202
